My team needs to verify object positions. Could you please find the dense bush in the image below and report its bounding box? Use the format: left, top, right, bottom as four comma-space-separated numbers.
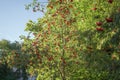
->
0, 63, 17, 80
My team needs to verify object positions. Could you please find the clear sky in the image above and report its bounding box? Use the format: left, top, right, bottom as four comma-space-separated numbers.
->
0, 0, 48, 42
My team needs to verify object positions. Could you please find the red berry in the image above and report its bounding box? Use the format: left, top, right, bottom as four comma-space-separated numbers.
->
70, 0, 73, 2
96, 27, 104, 31
108, 0, 113, 4
92, 7, 97, 11
106, 18, 113, 22
48, 56, 53, 61
60, 0, 62, 2
76, 61, 79, 64
49, 6, 53, 9
63, 60, 66, 64
96, 22, 102, 26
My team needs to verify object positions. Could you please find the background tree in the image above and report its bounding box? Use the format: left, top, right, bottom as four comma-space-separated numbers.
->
0, 39, 28, 80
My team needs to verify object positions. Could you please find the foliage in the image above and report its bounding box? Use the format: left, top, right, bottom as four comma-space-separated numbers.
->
21, 0, 120, 79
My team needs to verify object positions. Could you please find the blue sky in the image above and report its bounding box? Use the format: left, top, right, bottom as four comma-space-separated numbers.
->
0, 0, 48, 42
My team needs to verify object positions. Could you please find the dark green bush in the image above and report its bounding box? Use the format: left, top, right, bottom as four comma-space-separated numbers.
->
0, 63, 17, 80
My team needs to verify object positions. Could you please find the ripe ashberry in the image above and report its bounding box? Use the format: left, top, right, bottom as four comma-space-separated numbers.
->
96, 27, 104, 31
108, 0, 113, 4
106, 18, 113, 22
96, 22, 102, 26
